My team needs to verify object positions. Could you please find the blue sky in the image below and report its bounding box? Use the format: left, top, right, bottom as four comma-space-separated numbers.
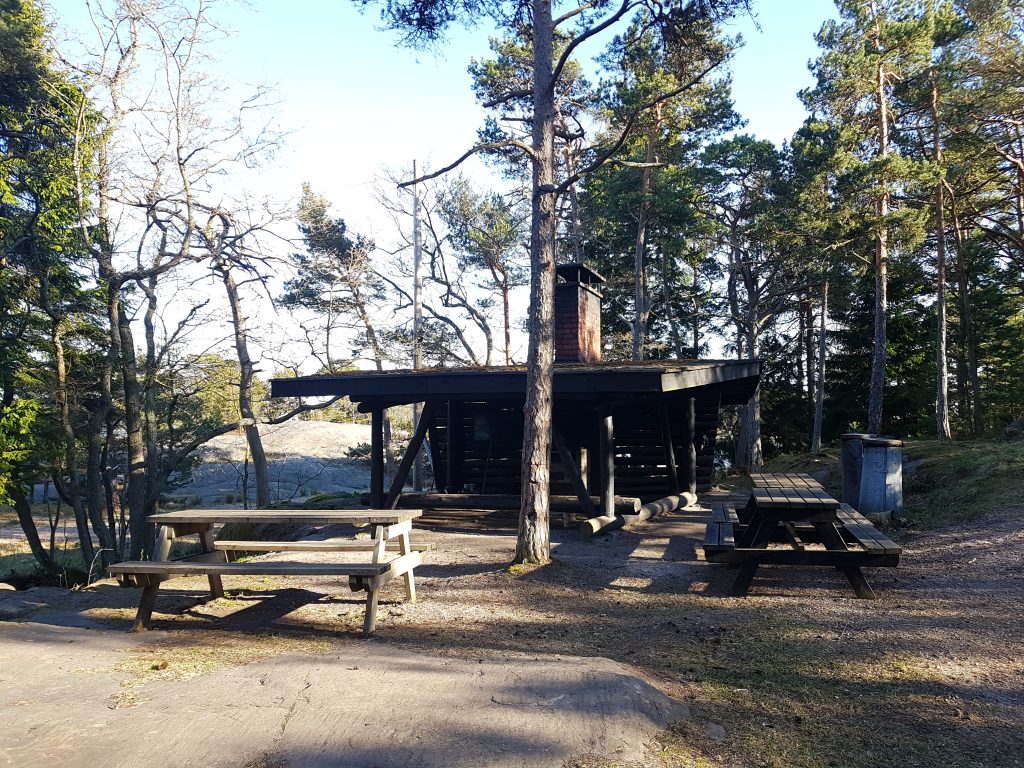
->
49, 0, 838, 364
52, 0, 838, 234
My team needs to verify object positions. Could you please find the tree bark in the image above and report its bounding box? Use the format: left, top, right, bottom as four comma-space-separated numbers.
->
661, 249, 684, 358
950, 203, 983, 434
803, 289, 815, 421
51, 324, 97, 568
867, 22, 890, 436
119, 299, 149, 560
691, 262, 701, 357
515, 0, 556, 565
218, 258, 271, 508
931, 67, 952, 440
737, 327, 763, 473
11, 487, 61, 576
631, 118, 659, 361
811, 279, 828, 454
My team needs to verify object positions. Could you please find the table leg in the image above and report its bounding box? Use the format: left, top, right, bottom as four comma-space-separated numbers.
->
131, 525, 174, 632
370, 525, 386, 563
731, 516, 774, 596
198, 525, 224, 599
398, 531, 416, 603
815, 522, 875, 599
363, 588, 380, 636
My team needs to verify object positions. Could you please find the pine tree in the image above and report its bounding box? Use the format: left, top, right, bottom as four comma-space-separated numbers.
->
804, 0, 932, 434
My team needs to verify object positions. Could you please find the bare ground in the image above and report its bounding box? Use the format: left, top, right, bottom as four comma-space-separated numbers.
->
1, 496, 1022, 768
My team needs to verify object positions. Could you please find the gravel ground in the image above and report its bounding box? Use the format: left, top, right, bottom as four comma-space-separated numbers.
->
2, 497, 1022, 767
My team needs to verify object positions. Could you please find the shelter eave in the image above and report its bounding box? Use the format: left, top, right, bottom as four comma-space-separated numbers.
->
658, 360, 762, 394
269, 359, 763, 405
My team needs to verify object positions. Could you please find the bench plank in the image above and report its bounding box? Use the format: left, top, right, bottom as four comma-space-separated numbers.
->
109, 561, 392, 578
213, 539, 433, 553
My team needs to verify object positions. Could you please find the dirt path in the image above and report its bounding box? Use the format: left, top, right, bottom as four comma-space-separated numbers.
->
1, 503, 1022, 767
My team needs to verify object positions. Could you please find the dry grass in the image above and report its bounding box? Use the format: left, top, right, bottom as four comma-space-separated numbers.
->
79, 629, 333, 709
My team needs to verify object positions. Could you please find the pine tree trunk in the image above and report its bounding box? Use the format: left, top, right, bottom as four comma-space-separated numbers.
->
797, 297, 806, 404
515, 0, 556, 565
738, 327, 762, 473
691, 264, 700, 357
950, 207, 983, 434
501, 276, 512, 365
811, 279, 828, 454
931, 68, 952, 440
867, 51, 890, 436
804, 289, 815, 423
661, 249, 683, 358
631, 119, 659, 361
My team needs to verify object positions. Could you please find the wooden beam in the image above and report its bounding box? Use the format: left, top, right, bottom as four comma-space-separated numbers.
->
598, 406, 615, 519
385, 401, 435, 509
370, 408, 385, 508
660, 401, 680, 495
552, 427, 598, 518
684, 396, 697, 495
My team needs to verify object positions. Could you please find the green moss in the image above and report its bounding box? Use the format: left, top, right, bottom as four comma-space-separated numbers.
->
900, 440, 1024, 527
759, 439, 1024, 529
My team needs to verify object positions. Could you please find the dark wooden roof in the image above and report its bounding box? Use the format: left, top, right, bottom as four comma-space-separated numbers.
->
270, 359, 761, 409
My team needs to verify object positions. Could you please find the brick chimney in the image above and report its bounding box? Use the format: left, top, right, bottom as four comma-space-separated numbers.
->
554, 263, 606, 363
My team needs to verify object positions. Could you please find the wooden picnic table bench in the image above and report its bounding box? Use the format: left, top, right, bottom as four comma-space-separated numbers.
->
702, 488, 900, 598
108, 509, 424, 636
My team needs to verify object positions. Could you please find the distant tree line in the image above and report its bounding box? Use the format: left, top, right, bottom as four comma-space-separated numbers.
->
2, 0, 1022, 574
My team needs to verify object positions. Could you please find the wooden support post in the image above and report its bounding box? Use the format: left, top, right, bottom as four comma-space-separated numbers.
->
685, 397, 697, 496
199, 525, 225, 599
370, 408, 385, 508
552, 427, 597, 520
385, 401, 435, 509
660, 402, 680, 495
445, 400, 462, 492
599, 406, 615, 519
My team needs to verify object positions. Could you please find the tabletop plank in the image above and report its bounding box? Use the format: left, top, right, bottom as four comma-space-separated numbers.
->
752, 487, 838, 512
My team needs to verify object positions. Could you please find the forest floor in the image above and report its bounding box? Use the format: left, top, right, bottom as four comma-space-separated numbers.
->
1, 439, 1022, 767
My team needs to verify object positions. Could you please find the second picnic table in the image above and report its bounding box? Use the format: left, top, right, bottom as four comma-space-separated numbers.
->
704, 474, 901, 598
108, 508, 424, 635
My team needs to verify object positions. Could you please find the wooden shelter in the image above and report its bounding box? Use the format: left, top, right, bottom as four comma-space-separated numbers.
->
270, 264, 761, 520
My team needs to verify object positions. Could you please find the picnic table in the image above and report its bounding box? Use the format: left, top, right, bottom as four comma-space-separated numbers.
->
703, 485, 900, 598
748, 472, 824, 490
108, 509, 424, 636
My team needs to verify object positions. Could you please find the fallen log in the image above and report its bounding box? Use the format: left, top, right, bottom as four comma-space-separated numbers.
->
579, 492, 698, 538
360, 492, 641, 515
